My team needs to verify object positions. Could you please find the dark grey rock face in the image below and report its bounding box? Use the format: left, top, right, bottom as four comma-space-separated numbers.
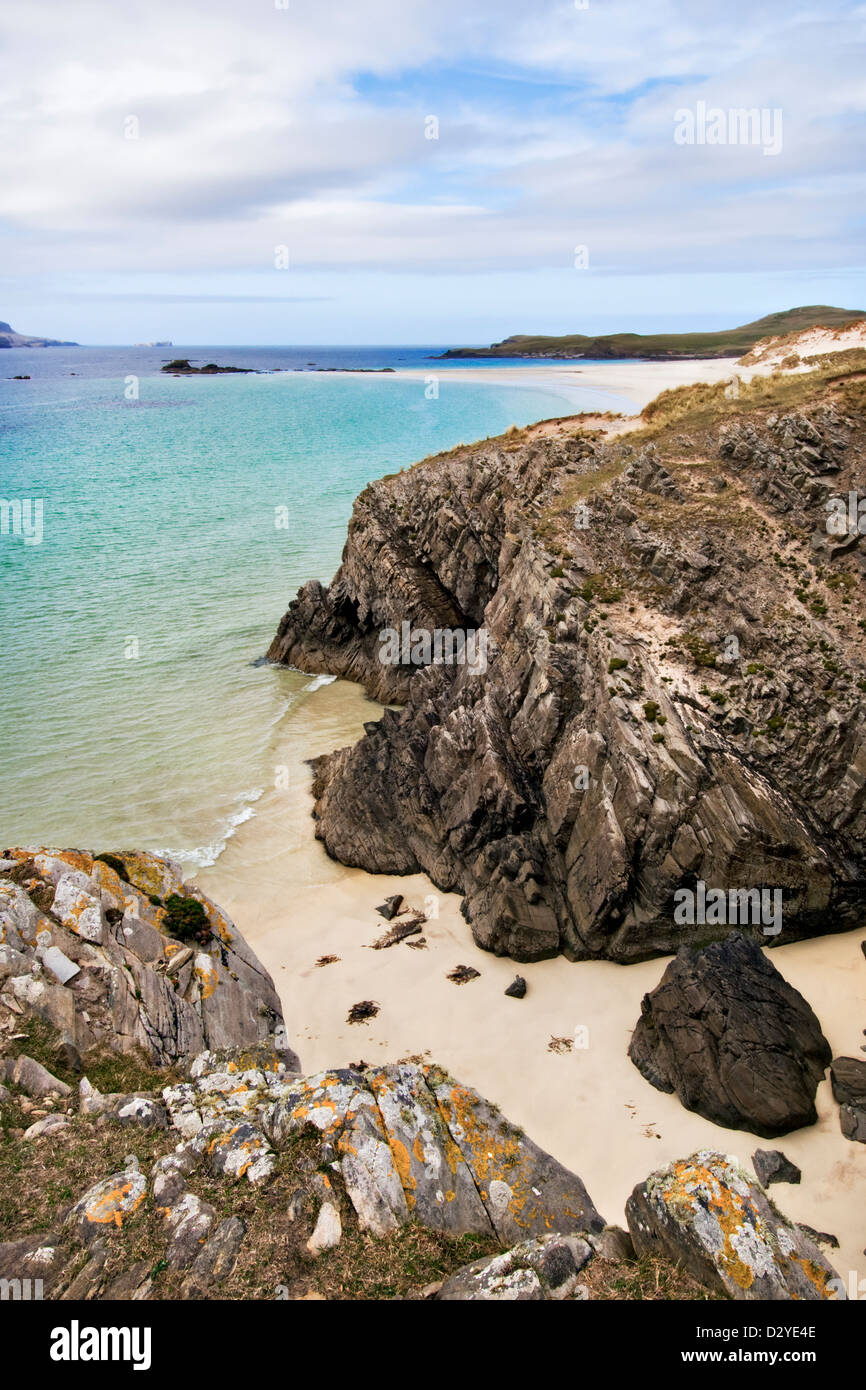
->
268, 397, 866, 963
830, 1056, 866, 1141
752, 1148, 801, 1186
628, 934, 832, 1136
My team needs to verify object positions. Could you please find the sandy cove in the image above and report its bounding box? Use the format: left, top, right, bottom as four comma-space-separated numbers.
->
196, 675, 866, 1285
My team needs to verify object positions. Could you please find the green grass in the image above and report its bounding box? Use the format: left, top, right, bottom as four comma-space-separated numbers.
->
440, 306, 864, 361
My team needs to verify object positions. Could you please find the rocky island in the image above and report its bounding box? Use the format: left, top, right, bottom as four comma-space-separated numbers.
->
160, 358, 254, 374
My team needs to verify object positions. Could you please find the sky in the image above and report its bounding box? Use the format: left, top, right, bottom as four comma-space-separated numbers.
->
0, 0, 864, 344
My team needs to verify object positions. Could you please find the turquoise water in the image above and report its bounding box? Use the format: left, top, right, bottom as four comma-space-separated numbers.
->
0, 348, 629, 863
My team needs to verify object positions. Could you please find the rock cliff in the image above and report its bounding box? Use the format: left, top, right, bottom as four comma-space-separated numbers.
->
269, 359, 866, 962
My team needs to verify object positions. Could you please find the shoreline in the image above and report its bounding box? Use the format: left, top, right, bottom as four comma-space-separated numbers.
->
383, 358, 737, 411
278, 357, 737, 413
195, 674, 866, 1281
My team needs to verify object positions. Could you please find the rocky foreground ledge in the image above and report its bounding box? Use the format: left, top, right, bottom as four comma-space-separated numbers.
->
0, 851, 846, 1300
269, 358, 866, 962
0, 1044, 846, 1303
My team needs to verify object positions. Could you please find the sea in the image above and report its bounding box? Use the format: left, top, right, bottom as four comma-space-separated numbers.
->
0, 343, 633, 867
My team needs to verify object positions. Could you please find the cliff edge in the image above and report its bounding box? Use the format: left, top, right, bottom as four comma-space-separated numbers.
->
269, 356, 866, 963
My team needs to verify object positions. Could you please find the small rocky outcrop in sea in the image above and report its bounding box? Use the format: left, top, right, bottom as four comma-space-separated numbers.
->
268, 364, 866, 963
626, 1151, 842, 1301
628, 934, 831, 1136
0, 848, 289, 1066
160, 359, 253, 374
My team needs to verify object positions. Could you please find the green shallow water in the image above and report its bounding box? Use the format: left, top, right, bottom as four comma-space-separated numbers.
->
0, 352, 628, 863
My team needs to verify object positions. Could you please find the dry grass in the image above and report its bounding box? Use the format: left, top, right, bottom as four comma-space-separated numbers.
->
637, 350, 866, 437
581, 1253, 725, 1301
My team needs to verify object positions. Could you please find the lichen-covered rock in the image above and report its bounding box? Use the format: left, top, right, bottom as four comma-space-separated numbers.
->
0, 850, 294, 1068
626, 1151, 844, 1300
260, 1060, 604, 1242
161, 1192, 216, 1269
629, 934, 831, 1136
194, 1120, 276, 1185
80, 1086, 167, 1129
68, 1164, 148, 1244
437, 1232, 593, 1301
427, 1065, 604, 1243
367, 1062, 492, 1235
180, 1216, 246, 1297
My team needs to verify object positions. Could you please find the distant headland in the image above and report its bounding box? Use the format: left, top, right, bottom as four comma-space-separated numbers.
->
0, 319, 78, 348
439, 305, 864, 360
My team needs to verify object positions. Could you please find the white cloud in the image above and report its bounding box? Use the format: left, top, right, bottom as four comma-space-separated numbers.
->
0, 0, 863, 285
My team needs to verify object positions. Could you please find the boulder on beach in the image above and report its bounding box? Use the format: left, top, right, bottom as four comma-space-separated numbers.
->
626, 1151, 843, 1300
628, 933, 831, 1136
830, 1056, 866, 1142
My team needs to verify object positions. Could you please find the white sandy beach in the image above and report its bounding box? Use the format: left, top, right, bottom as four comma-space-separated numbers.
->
287, 356, 738, 415
196, 675, 866, 1285
291, 321, 865, 420
389, 358, 738, 412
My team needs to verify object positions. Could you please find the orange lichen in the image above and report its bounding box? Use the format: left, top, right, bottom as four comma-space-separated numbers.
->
662, 1159, 760, 1290
194, 958, 218, 1000
85, 1180, 145, 1228
787, 1253, 835, 1299
389, 1138, 417, 1204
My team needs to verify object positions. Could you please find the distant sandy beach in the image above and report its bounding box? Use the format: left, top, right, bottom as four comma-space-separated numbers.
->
288, 356, 738, 414
196, 675, 866, 1283
383, 358, 737, 411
